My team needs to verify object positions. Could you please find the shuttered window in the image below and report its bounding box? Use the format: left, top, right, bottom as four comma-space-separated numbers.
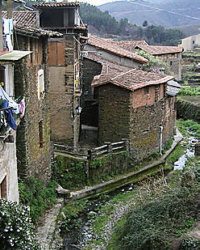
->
48, 42, 65, 66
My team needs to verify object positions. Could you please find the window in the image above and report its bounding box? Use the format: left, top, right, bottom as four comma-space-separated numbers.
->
38, 69, 45, 99
144, 87, 149, 95
0, 176, 7, 199
170, 61, 173, 66
39, 120, 43, 148
48, 42, 65, 66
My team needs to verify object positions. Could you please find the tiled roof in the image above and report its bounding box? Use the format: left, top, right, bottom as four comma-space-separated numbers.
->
136, 44, 183, 55
115, 40, 148, 52
33, 2, 80, 8
87, 35, 148, 64
115, 40, 182, 55
86, 53, 173, 91
2, 11, 63, 37
15, 26, 63, 37
2, 11, 37, 27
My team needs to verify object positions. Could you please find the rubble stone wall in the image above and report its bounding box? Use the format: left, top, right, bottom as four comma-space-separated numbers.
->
15, 35, 51, 183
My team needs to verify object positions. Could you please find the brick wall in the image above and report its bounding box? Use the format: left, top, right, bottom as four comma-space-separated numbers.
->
15, 35, 51, 183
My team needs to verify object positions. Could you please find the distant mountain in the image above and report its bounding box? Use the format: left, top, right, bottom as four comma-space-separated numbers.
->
99, 0, 200, 27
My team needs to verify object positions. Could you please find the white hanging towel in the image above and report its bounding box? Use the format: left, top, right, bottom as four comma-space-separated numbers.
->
3, 19, 9, 34
0, 86, 20, 114
6, 35, 13, 51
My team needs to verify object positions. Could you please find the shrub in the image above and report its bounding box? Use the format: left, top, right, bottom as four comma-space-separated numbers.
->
19, 177, 57, 223
0, 199, 39, 249
109, 182, 200, 250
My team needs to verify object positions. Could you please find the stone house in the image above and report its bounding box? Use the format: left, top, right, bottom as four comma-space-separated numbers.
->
91, 58, 177, 161
82, 35, 180, 161
180, 34, 200, 52
33, 2, 88, 148
6, 11, 63, 183
116, 41, 183, 81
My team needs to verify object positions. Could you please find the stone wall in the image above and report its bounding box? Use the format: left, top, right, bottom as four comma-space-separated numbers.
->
48, 35, 82, 147
98, 84, 131, 145
158, 53, 182, 81
81, 58, 102, 126
97, 83, 176, 162
15, 35, 51, 183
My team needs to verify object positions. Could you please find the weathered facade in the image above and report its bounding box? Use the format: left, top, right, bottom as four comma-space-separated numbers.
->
33, 2, 88, 147
10, 11, 63, 183
0, 11, 33, 202
93, 69, 176, 161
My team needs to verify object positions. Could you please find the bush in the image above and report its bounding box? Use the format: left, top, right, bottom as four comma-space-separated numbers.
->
19, 177, 57, 223
109, 182, 200, 250
0, 199, 39, 249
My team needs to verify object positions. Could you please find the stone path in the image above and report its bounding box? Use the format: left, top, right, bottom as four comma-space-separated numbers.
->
35, 198, 64, 250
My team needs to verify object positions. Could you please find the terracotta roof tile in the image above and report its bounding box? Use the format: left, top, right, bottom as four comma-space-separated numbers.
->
115, 40, 148, 52
136, 44, 183, 55
2, 11, 37, 27
88, 35, 148, 64
87, 53, 173, 91
33, 2, 80, 8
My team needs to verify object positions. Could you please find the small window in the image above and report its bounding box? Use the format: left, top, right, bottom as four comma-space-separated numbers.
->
144, 87, 149, 95
39, 120, 44, 148
0, 176, 7, 199
170, 61, 173, 66
38, 69, 45, 99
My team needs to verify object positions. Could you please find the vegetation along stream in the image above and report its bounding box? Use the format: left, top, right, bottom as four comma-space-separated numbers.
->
59, 119, 200, 250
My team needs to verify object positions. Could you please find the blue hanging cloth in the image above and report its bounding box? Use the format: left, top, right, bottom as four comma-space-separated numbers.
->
2, 100, 17, 130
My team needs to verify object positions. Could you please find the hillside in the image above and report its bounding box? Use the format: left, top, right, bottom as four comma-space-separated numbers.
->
99, 0, 200, 27
80, 3, 184, 46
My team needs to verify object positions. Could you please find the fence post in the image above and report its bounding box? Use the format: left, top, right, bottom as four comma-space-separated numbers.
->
122, 138, 130, 154
105, 142, 112, 153
86, 150, 92, 183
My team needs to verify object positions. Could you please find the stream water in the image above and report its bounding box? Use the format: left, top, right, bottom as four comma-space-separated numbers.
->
62, 128, 199, 250
174, 130, 198, 171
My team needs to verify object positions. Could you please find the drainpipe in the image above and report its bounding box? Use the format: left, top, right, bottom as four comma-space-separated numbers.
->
159, 125, 163, 154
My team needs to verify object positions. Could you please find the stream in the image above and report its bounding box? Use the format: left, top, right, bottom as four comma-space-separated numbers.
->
62, 128, 199, 250
174, 130, 198, 171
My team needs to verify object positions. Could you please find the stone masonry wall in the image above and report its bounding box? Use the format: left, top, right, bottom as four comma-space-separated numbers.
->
98, 84, 131, 145
81, 58, 102, 126
98, 83, 175, 162
48, 35, 81, 147
15, 35, 51, 183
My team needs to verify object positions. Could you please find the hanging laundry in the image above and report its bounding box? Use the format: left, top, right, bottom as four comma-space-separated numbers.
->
8, 19, 13, 35
0, 86, 20, 114
19, 98, 25, 118
6, 35, 13, 51
1, 100, 17, 130
3, 19, 9, 34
